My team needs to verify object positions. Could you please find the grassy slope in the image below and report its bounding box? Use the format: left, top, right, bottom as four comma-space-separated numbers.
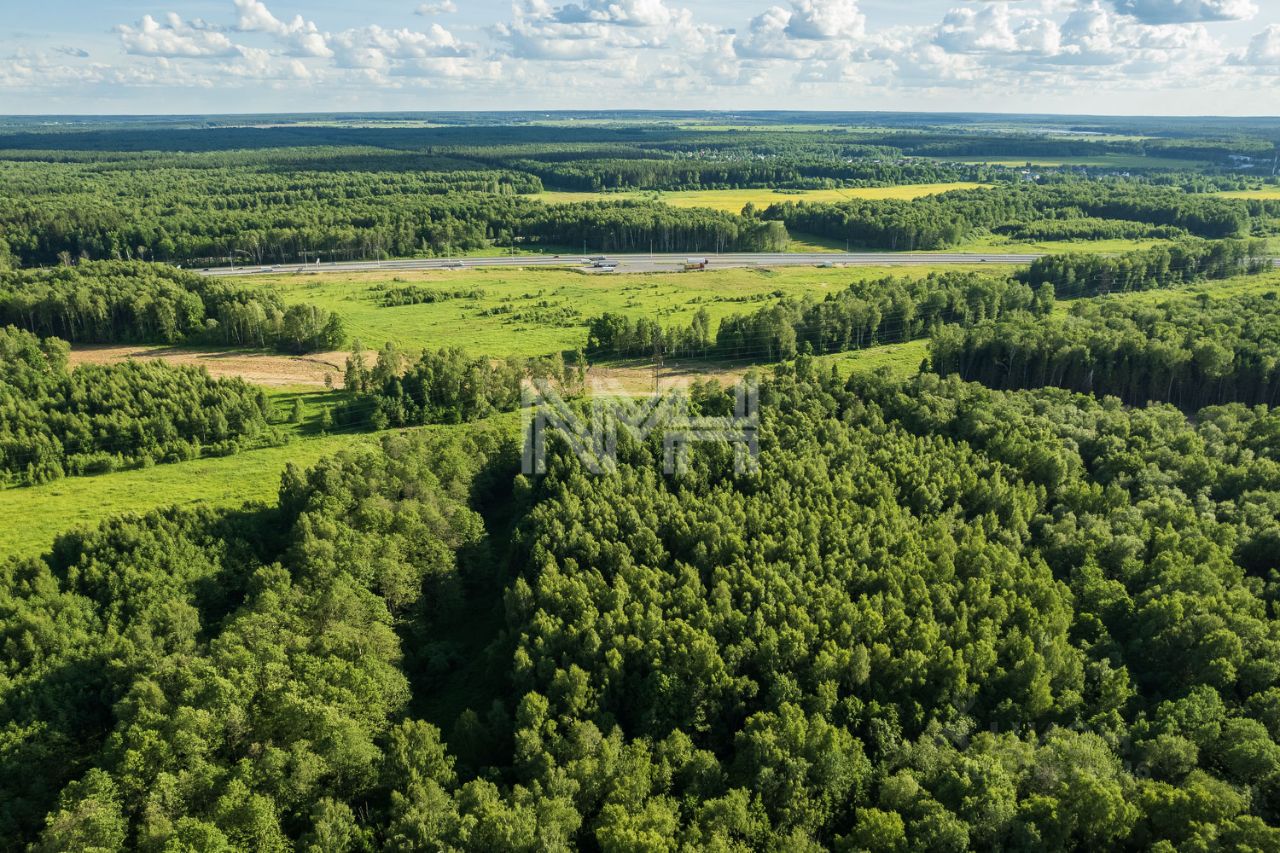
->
248, 263, 1008, 355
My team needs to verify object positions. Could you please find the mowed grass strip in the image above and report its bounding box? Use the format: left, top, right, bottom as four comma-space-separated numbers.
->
247, 263, 1006, 356
532, 183, 990, 212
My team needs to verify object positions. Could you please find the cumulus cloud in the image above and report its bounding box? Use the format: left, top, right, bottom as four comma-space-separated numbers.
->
116, 14, 241, 58
1111, 0, 1258, 24
1232, 24, 1280, 66
233, 0, 331, 57
28, 0, 1274, 109
495, 0, 690, 61
331, 24, 468, 70
784, 0, 865, 40
934, 4, 1062, 56
734, 0, 868, 60
539, 0, 678, 27
415, 1, 458, 14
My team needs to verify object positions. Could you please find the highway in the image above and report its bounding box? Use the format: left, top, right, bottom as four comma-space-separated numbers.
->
197, 252, 1050, 277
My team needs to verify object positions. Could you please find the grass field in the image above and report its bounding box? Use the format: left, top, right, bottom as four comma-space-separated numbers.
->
817, 340, 931, 378
0, 407, 528, 562
0, 384, 351, 560
952, 235, 1171, 255
532, 183, 989, 212
0, 431, 364, 561
249, 263, 1007, 356
1217, 188, 1280, 199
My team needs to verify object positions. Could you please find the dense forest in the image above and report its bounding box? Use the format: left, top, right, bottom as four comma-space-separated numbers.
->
1, 122, 1276, 266
0, 262, 345, 353
4, 114, 1280, 851
764, 185, 1278, 251
931, 290, 1280, 410
0, 326, 277, 485
6, 366, 1280, 848
1018, 239, 1272, 297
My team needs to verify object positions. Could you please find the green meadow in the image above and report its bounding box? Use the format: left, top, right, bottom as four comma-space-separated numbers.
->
247, 263, 1008, 355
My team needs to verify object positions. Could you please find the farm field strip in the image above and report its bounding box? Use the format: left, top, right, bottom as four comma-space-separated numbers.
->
531, 183, 991, 210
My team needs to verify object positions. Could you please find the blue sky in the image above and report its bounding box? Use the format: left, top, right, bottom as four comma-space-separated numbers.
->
1, 0, 1277, 115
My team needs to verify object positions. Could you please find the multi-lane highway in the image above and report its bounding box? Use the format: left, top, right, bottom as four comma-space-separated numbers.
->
197, 252, 1051, 277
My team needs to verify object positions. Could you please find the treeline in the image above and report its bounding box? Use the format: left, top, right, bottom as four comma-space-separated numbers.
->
931, 291, 1280, 410
524, 201, 791, 254
497, 153, 991, 192
0, 262, 345, 352
587, 307, 714, 359
1018, 238, 1271, 297
6, 368, 1280, 847
0, 326, 277, 485
994, 217, 1186, 241
587, 271, 1045, 362
337, 344, 585, 430
765, 183, 1257, 250
1, 162, 791, 264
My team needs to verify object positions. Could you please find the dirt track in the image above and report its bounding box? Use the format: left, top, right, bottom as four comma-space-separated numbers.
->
68, 345, 350, 389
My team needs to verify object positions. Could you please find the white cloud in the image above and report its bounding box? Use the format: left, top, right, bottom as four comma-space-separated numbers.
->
116, 14, 240, 58
737, 7, 815, 59
734, 0, 868, 60
331, 24, 468, 70
934, 4, 1062, 55
495, 0, 689, 61
233, 0, 332, 58
416, 1, 459, 13
1110, 0, 1258, 24
542, 0, 678, 27
17, 0, 1273, 111
785, 0, 865, 41
1232, 24, 1280, 66
234, 0, 284, 33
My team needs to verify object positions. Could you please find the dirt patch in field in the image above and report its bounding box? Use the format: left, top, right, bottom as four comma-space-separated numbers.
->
588, 360, 754, 395
69, 345, 350, 389
67, 347, 754, 395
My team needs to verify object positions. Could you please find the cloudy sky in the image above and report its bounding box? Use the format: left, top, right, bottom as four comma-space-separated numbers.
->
1, 0, 1278, 115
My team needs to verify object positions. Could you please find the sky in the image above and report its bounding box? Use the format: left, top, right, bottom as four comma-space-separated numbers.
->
1, 0, 1278, 115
